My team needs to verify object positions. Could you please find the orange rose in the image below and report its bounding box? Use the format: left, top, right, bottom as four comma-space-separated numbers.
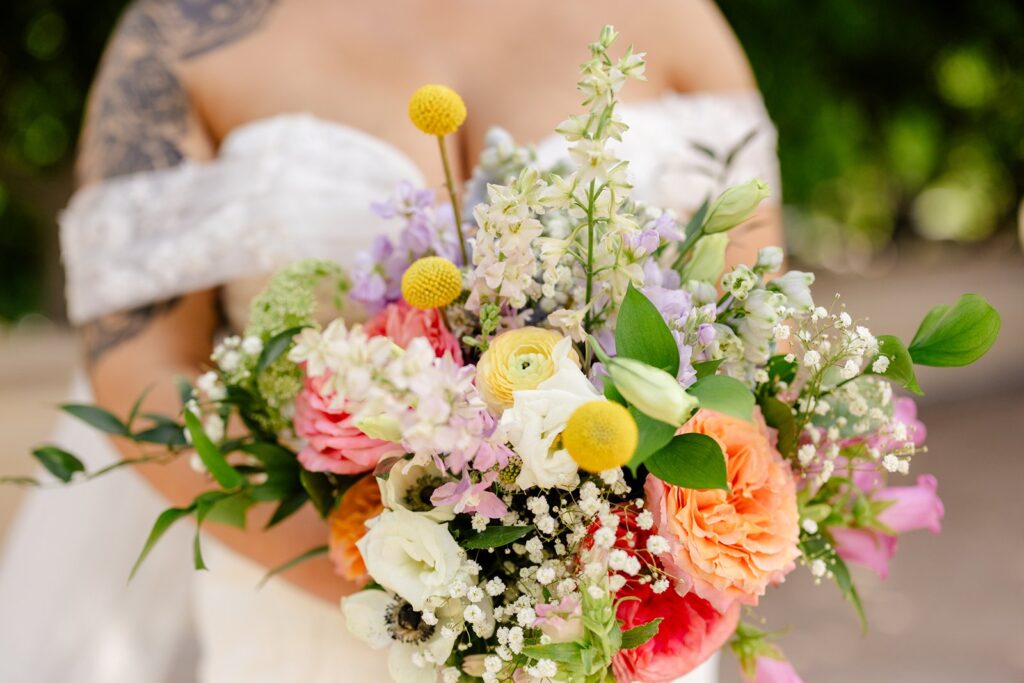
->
327, 474, 384, 583
645, 409, 800, 613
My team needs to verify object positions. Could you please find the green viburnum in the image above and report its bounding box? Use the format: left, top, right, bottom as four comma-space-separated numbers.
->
244, 259, 347, 433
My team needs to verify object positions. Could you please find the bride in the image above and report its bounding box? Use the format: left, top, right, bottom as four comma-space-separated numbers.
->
0, 1, 781, 681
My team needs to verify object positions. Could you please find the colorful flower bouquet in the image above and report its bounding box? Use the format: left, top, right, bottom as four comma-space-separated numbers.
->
15, 26, 1001, 683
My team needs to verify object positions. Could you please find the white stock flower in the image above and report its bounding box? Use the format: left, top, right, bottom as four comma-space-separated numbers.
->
768, 271, 816, 311
356, 509, 464, 610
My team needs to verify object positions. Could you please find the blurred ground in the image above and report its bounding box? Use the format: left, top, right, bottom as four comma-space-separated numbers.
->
0, 251, 1021, 682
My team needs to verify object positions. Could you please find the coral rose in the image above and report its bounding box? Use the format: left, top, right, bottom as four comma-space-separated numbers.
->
612, 582, 739, 682
645, 409, 800, 613
293, 373, 404, 475
363, 300, 462, 363
327, 474, 384, 582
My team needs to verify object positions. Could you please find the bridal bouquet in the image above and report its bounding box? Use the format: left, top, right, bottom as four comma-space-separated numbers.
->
18, 26, 1000, 683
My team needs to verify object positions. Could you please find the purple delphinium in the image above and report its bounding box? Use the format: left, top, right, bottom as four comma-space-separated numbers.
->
351, 182, 465, 310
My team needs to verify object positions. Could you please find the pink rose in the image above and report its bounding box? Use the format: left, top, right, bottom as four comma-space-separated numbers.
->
744, 656, 804, 683
612, 582, 739, 682
293, 373, 403, 475
363, 300, 462, 363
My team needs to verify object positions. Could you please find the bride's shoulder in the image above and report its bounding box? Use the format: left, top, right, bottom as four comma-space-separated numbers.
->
77, 0, 280, 184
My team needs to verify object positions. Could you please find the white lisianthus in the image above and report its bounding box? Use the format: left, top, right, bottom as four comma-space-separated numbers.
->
768, 270, 816, 311
356, 508, 464, 610
501, 338, 598, 490
377, 459, 456, 522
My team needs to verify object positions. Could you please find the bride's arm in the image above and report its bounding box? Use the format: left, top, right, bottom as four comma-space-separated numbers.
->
657, 0, 784, 269
76, 0, 352, 604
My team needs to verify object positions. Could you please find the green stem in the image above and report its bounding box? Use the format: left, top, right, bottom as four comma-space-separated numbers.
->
672, 226, 705, 271
437, 135, 468, 265
583, 180, 597, 370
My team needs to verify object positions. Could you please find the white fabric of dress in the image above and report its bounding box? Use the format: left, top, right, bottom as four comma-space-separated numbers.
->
0, 91, 779, 683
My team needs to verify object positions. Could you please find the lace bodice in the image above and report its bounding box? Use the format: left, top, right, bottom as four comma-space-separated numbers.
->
60, 91, 779, 326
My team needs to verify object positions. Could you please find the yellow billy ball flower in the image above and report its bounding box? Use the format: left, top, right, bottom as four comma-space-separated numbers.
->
401, 256, 462, 310
562, 401, 638, 473
408, 84, 467, 136
477, 327, 578, 413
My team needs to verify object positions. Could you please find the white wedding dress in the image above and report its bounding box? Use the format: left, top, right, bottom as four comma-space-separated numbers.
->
0, 92, 779, 683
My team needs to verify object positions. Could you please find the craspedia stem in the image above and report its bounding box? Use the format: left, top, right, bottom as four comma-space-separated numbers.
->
437, 135, 469, 266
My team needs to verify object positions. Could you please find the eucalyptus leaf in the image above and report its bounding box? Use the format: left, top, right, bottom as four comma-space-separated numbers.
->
871, 335, 922, 395
184, 411, 244, 489
462, 524, 535, 550
625, 406, 676, 474
129, 505, 194, 581
688, 375, 755, 421
60, 403, 128, 436
645, 433, 728, 491
621, 617, 663, 650
615, 284, 679, 376
908, 294, 1000, 367
257, 326, 307, 374
31, 445, 84, 483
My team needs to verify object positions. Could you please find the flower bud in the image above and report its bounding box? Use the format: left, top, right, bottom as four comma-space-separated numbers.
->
703, 179, 770, 234
681, 233, 729, 284
606, 357, 698, 427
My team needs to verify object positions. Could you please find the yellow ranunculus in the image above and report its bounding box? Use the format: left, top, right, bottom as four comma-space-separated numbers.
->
477, 327, 578, 413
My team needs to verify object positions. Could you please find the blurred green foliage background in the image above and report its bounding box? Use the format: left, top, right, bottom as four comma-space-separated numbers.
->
1, 0, 1022, 324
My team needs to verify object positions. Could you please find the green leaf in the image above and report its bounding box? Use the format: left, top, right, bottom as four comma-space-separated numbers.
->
625, 407, 676, 474
175, 376, 194, 407
908, 294, 1001, 367
133, 421, 188, 446
0, 475, 40, 487
621, 617, 663, 650
646, 433, 728, 490
129, 505, 194, 581
765, 354, 797, 387
615, 284, 679, 376
521, 642, 583, 663
256, 325, 307, 374
31, 445, 85, 483
871, 335, 922, 395
266, 490, 309, 529
759, 396, 797, 459
126, 385, 153, 431
688, 375, 755, 421
802, 535, 867, 633
462, 524, 535, 550
184, 411, 244, 489
205, 491, 254, 529
242, 442, 300, 471
693, 359, 723, 379
60, 404, 128, 436
300, 469, 335, 517
258, 545, 329, 588
684, 199, 711, 238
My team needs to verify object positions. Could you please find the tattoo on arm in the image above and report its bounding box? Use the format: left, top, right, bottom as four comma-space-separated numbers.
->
82, 298, 184, 366
76, 0, 279, 358
80, 0, 279, 181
